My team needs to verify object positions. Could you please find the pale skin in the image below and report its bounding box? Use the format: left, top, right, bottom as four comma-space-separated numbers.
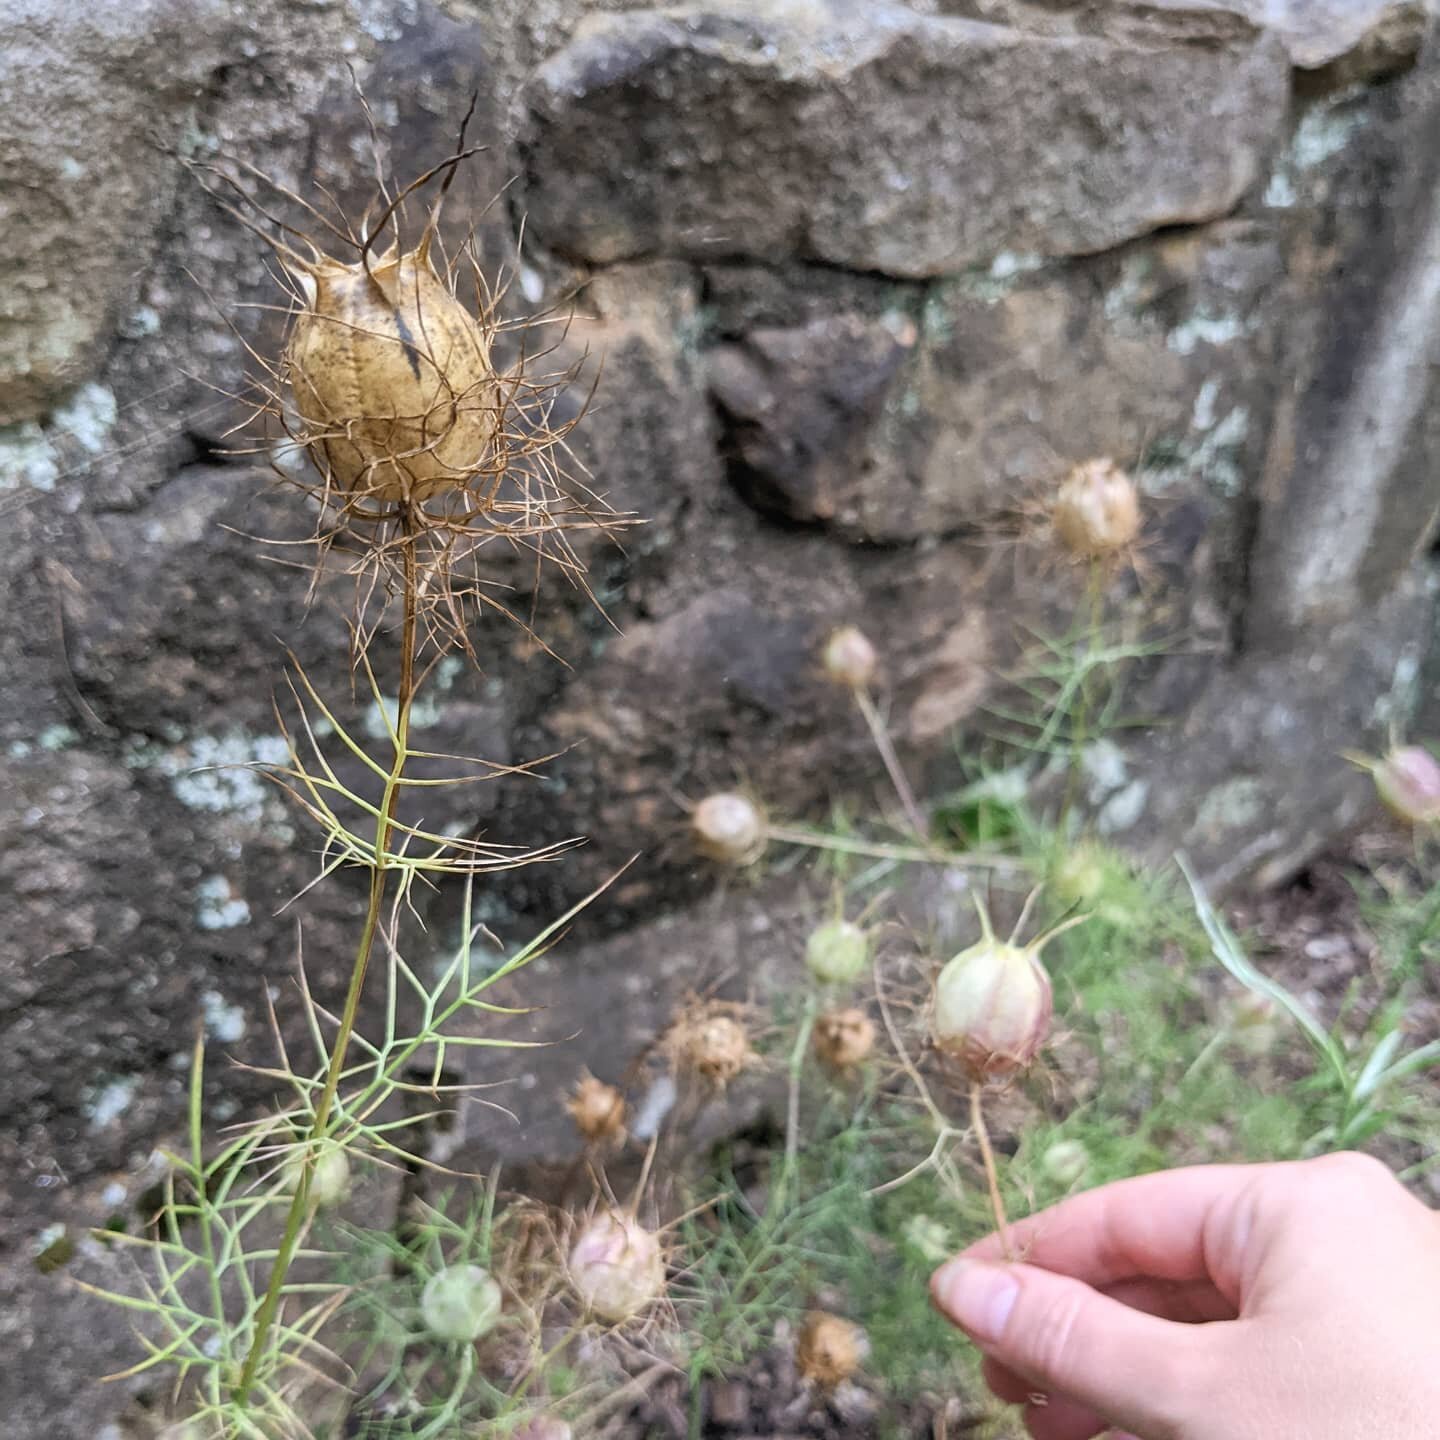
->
929, 1152, 1440, 1440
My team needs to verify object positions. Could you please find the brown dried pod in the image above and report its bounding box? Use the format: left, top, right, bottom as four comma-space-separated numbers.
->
691, 792, 767, 867
813, 1007, 875, 1070
795, 1310, 867, 1388
686, 1013, 752, 1086
566, 1070, 626, 1145
821, 625, 878, 689
284, 237, 501, 503
1052, 458, 1141, 558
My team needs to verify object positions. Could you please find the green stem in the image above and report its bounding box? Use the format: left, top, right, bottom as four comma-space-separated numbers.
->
970, 1084, 1013, 1263
779, 993, 819, 1210
852, 686, 927, 840
235, 509, 419, 1405
1059, 560, 1106, 832
764, 824, 1027, 872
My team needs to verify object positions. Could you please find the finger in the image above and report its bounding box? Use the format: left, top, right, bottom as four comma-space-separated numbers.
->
1021, 1394, 1109, 1440
980, 1276, 1230, 1407
932, 1258, 1219, 1437
960, 1163, 1259, 1295
1104, 1275, 1237, 1325
982, 1353, 1036, 1404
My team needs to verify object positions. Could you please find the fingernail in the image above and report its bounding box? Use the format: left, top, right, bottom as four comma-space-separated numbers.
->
931, 1259, 1019, 1343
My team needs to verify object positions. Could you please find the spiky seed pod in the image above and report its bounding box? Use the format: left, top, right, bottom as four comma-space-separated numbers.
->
568, 1212, 665, 1323
1229, 990, 1281, 1055
1050, 842, 1108, 909
804, 918, 870, 985
930, 901, 1079, 1082
567, 1070, 626, 1145
822, 625, 878, 689
795, 1311, 867, 1388
1372, 745, 1440, 826
1041, 1139, 1090, 1187
813, 1007, 876, 1070
284, 238, 501, 503
1052, 458, 1141, 558
691, 792, 767, 866
280, 1139, 351, 1209
420, 1263, 503, 1342
899, 1213, 952, 1264
684, 1013, 752, 1086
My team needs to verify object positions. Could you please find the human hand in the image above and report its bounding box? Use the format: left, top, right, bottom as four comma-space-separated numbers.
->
929, 1153, 1440, 1439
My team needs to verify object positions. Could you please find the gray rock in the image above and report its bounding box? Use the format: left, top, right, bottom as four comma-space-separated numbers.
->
0, 0, 232, 424
708, 220, 1283, 540
519, 0, 1289, 277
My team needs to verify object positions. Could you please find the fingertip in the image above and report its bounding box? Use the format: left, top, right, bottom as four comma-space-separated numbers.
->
930, 1258, 1020, 1343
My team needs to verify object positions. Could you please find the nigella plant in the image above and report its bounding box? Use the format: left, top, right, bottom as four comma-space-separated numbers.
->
83, 111, 634, 1440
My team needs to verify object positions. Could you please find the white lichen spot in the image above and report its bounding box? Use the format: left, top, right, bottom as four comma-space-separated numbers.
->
363, 691, 446, 739
1192, 379, 1221, 432
1292, 94, 1367, 171
201, 987, 247, 1042
1098, 779, 1149, 835
1195, 777, 1266, 838
196, 875, 251, 932
1167, 311, 1250, 357
1081, 739, 1129, 801
154, 732, 290, 826
86, 1076, 139, 1130
1264, 171, 1297, 209
38, 722, 79, 751
1190, 406, 1252, 497
0, 420, 61, 492
51, 382, 118, 456
1373, 647, 1422, 728
118, 304, 161, 340
32, 1221, 67, 1258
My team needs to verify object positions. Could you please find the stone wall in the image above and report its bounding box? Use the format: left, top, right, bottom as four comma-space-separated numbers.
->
3, 3, 1440, 1429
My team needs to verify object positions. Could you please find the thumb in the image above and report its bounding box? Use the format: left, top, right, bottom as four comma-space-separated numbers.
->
931, 1259, 1211, 1437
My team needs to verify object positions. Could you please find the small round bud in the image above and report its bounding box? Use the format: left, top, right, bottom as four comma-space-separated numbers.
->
1228, 990, 1281, 1055
821, 625, 878, 689
280, 1139, 351, 1209
1050, 843, 1108, 909
1372, 746, 1440, 827
684, 1013, 752, 1086
804, 918, 870, 985
813, 1007, 876, 1070
1041, 1139, 1090, 1187
1053, 458, 1141, 558
420, 1263, 502, 1343
567, 1071, 626, 1145
931, 938, 1054, 1082
795, 1310, 867, 1388
568, 1213, 665, 1323
691, 792, 767, 866
899, 1213, 952, 1264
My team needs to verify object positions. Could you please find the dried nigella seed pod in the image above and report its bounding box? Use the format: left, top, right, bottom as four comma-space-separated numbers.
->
813, 1007, 876, 1070
284, 235, 501, 503
1052, 458, 1141, 558
566, 1070, 627, 1145
821, 625, 878, 689
568, 1212, 665, 1323
691, 792, 767, 866
795, 1310, 867, 1388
